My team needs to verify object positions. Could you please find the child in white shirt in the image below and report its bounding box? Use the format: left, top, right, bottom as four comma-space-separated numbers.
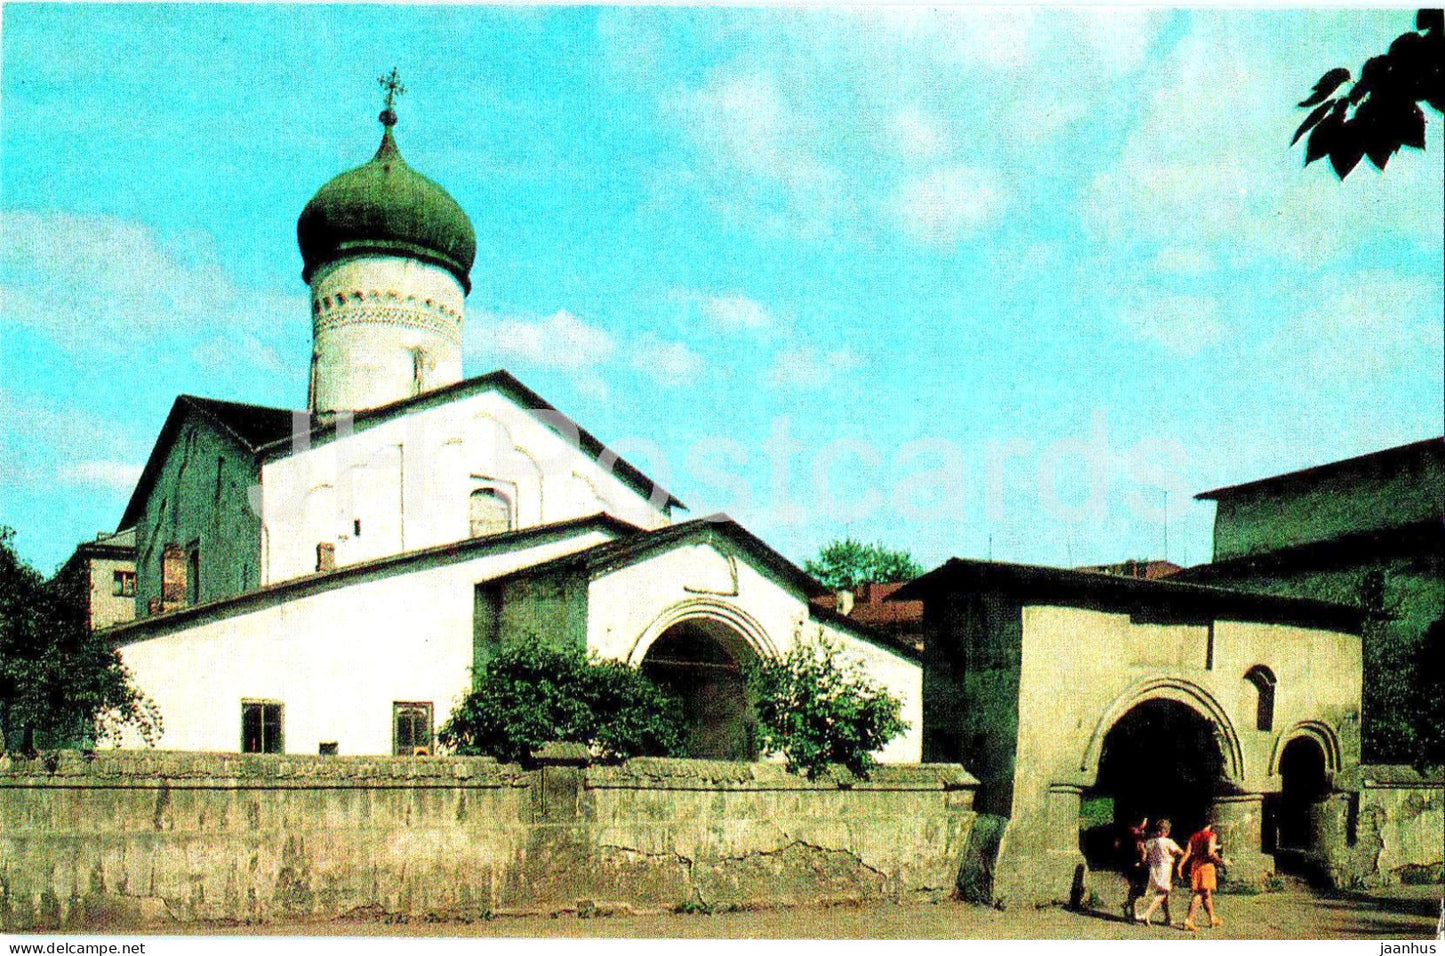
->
1137, 819, 1184, 927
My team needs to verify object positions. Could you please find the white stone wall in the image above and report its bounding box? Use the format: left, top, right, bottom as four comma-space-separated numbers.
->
310, 256, 465, 413
116, 527, 620, 755
260, 388, 672, 585
584, 540, 924, 763
86, 555, 136, 630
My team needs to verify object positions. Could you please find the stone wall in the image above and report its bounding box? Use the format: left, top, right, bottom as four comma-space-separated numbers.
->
0, 751, 976, 931
1311, 766, 1445, 887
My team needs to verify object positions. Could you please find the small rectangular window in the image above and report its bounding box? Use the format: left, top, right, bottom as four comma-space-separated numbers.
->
187, 546, 201, 605
112, 570, 136, 597
393, 702, 433, 756
242, 701, 284, 754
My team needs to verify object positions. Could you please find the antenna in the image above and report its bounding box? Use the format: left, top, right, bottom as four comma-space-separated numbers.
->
1163, 489, 1170, 561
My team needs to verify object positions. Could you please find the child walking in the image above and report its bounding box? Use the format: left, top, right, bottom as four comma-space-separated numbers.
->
1179, 822, 1228, 931
1136, 819, 1184, 927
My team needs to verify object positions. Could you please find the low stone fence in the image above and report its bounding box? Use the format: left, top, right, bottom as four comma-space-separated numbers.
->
0, 751, 977, 930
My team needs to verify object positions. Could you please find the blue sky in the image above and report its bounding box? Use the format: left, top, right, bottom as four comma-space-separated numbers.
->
2, 5, 1442, 574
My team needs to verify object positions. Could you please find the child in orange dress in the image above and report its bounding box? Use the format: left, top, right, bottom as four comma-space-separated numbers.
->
1179, 822, 1227, 931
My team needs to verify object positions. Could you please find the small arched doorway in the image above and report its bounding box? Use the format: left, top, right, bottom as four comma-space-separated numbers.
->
1082, 698, 1227, 870
640, 617, 759, 760
1274, 736, 1330, 855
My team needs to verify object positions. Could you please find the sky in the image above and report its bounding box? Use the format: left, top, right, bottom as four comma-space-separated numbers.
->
1, 4, 1442, 575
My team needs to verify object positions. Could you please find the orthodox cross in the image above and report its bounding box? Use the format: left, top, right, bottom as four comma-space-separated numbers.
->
377, 68, 406, 126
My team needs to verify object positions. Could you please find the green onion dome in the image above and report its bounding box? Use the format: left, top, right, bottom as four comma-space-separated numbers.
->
297, 115, 476, 293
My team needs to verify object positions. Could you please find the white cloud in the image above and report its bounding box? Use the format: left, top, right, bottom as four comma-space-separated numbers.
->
770, 345, 860, 389
890, 108, 948, 163
1152, 247, 1215, 276
0, 389, 144, 492
0, 210, 307, 362
670, 72, 828, 191
629, 334, 705, 387
892, 167, 1008, 244
1080, 16, 1444, 263
699, 294, 779, 333
1265, 272, 1445, 382
58, 460, 145, 491
485, 309, 616, 371
1118, 294, 1225, 355
193, 333, 284, 375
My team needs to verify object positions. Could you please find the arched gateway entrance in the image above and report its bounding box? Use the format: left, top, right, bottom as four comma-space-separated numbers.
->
1078, 682, 1244, 872
640, 616, 760, 760
1082, 699, 1228, 868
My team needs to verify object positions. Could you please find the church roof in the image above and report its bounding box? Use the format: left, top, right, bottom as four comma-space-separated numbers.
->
104, 512, 641, 645
484, 515, 923, 662
1195, 436, 1443, 501
254, 369, 685, 511
117, 396, 318, 531
116, 371, 683, 533
892, 557, 1365, 633
297, 122, 476, 292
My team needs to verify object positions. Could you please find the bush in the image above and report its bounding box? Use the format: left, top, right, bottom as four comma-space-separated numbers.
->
438, 643, 684, 763
745, 632, 908, 779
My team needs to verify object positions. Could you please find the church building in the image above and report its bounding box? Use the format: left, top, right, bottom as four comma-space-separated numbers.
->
104, 89, 922, 761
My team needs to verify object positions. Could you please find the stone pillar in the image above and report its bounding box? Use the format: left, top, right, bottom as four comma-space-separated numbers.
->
1208, 793, 1275, 884
1047, 783, 1090, 907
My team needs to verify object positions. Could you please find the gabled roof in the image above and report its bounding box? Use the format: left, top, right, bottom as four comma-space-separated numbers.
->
486, 515, 820, 595
254, 369, 684, 511
486, 515, 922, 662
105, 512, 641, 646
116, 370, 685, 532
117, 396, 316, 530
1196, 436, 1443, 501
892, 557, 1364, 633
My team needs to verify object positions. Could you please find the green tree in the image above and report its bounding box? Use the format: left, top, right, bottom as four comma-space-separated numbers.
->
804, 537, 923, 592
1404, 615, 1445, 771
745, 632, 908, 779
1292, 9, 1443, 179
438, 642, 685, 763
0, 526, 161, 752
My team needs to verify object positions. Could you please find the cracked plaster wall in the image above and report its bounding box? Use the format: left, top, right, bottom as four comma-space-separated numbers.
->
0, 752, 976, 930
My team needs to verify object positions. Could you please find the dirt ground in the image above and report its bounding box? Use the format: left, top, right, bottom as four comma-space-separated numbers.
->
173, 882, 1443, 940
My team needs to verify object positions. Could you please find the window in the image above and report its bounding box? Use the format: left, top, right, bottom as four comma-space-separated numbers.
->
469, 488, 512, 538
242, 701, 283, 753
187, 545, 201, 605
393, 702, 433, 756
112, 570, 136, 597
1245, 666, 1277, 732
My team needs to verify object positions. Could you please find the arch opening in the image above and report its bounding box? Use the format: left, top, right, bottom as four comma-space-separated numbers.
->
640, 616, 758, 760
1081, 698, 1228, 871
1269, 735, 1330, 863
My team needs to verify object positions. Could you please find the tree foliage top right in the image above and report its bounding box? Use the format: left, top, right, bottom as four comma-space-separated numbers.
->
1293, 9, 1444, 179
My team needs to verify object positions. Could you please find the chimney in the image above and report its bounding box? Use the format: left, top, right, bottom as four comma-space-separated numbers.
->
837, 589, 855, 616
316, 542, 336, 573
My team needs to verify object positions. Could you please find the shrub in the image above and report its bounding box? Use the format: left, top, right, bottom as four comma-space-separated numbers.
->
745, 632, 908, 780
438, 642, 684, 763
